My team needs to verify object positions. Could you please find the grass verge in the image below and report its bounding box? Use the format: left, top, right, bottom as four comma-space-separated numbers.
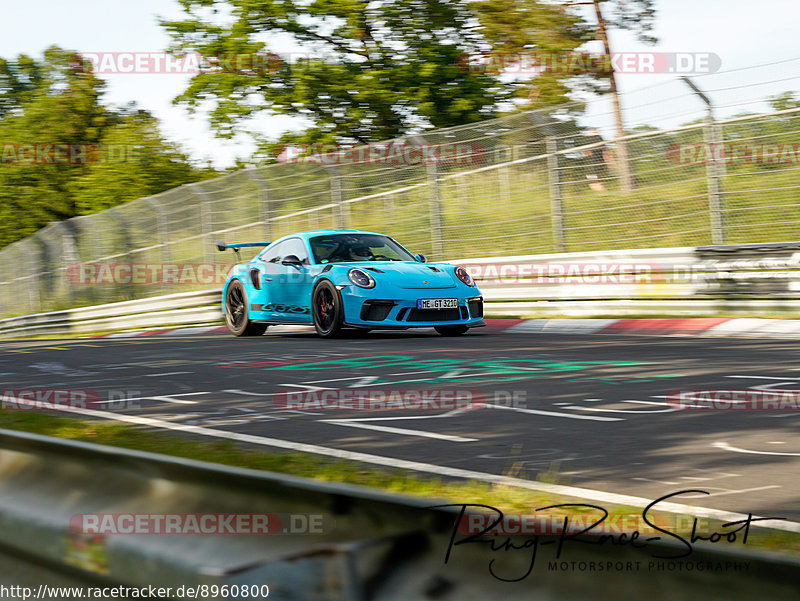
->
1, 410, 798, 559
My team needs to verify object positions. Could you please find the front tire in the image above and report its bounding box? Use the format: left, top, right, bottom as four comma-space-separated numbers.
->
312, 280, 344, 338
435, 325, 468, 336
225, 280, 268, 337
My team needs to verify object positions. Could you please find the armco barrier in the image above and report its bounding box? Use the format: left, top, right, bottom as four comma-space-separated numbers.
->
3, 242, 800, 338
1, 428, 799, 600
0, 289, 220, 338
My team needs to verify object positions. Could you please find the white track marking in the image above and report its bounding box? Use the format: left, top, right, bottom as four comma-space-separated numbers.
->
713, 441, 800, 456
147, 396, 199, 405
328, 410, 466, 423
319, 420, 477, 442
144, 372, 193, 377
624, 400, 672, 406
565, 405, 677, 414
488, 404, 622, 421
386, 370, 440, 376
307, 375, 382, 385
223, 389, 270, 396
5, 396, 796, 533
93, 391, 209, 405
725, 375, 800, 381
632, 477, 681, 485
673, 486, 781, 498
281, 384, 337, 391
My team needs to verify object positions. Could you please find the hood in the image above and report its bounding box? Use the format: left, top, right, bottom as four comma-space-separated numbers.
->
356, 261, 457, 289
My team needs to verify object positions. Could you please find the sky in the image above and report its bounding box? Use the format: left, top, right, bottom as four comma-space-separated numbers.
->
1, 0, 798, 168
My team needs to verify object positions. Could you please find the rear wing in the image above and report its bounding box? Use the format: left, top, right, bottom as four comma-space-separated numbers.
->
215, 240, 270, 260
215, 240, 270, 252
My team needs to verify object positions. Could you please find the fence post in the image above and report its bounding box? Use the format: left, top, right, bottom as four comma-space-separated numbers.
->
326, 166, 346, 229
145, 198, 171, 295
682, 76, 725, 245
245, 170, 272, 241
189, 184, 216, 263
546, 137, 566, 253
706, 118, 726, 244
427, 159, 445, 258
60, 220, 81, 310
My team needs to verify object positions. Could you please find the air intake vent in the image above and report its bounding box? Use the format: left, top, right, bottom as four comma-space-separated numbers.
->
249, 269, 261, 290
360, 300, 395, 321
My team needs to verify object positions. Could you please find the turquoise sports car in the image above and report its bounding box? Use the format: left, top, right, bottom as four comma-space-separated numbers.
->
217, 230, 484, 338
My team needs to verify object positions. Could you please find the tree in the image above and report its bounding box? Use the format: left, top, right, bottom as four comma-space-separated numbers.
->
586, 0, 657, 191
470, 0, 595, 108
69, 109, 213, 214
476, 0, 658, 190
0, 47, 213, 249
161, 0, 504, 151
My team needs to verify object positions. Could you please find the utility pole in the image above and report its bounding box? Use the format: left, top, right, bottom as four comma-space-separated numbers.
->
592, 0, 634, 192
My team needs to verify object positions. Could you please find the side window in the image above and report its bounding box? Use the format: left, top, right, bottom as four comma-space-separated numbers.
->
281, 238, 310, 264
260, 241, 286, 263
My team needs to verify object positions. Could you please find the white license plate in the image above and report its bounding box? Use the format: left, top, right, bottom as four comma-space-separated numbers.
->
417, 298, 458, 310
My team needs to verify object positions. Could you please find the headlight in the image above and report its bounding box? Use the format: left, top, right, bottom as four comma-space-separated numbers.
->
454, 266, 474, 286
348, 268, 375, 288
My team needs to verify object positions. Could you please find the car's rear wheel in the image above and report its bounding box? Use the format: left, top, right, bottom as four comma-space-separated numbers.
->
312, 280, 344, 338
435, 325, 469, 336
225, 280, 268, 337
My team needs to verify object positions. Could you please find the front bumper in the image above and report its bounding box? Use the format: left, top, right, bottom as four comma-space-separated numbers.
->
344, 294, 485, 329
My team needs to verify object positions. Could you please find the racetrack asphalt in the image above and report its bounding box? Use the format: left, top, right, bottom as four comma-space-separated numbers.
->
1, 326, 799, 522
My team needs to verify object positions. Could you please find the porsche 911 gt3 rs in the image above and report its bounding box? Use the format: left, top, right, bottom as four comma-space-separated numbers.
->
217, 230, 484, 338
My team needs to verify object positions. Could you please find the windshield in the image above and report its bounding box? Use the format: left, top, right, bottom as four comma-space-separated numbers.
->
309, 234, 415, 264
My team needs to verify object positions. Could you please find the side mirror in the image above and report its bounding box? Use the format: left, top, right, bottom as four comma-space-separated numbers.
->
281, 255, 304, 269
415, 254, 427, 263
216, 240, 227, 252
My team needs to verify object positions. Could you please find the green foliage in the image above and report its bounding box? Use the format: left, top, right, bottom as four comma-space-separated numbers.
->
0, 47, 215, 249
162, 0, 504, 152
471, 0, 595, 107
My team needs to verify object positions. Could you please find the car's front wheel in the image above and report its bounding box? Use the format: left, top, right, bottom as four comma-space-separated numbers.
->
312, 280, 344, 338
435, 325, 469, 336
225, 280, 268, 337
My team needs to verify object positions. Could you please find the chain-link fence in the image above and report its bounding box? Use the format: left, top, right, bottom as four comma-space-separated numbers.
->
2, 76, 800, 319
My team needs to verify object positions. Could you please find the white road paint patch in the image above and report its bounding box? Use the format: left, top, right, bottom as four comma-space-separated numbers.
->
144, 372, 193, 377
327, 409, 466, 423
319, 420, 478, 442
725, 375, 800, 381
489, 404, 623, 421
7, 397, 797, 534
565, 405, 677, 414
624, 400, 672, 406
675, 486, 781, 498
148, 396, 199, 405
713, 441, 800, 456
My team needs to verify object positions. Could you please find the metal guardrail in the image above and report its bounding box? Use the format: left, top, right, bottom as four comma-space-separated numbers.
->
3, 242, 800, 338
0, 289, 220, 338
1, 428, 799, 600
